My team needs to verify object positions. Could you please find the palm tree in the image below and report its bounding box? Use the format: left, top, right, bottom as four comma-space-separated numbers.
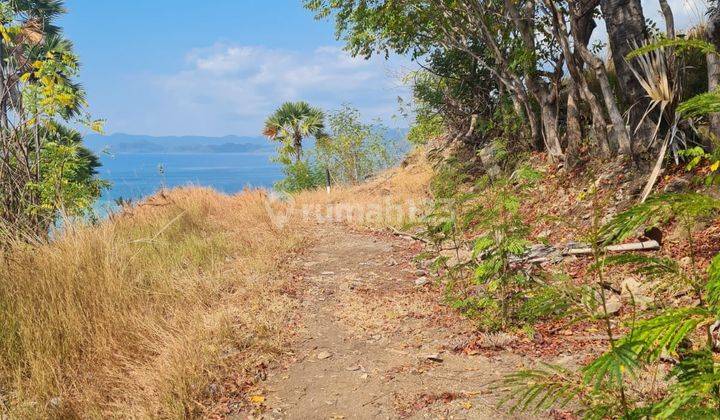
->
263, 101, 326, 163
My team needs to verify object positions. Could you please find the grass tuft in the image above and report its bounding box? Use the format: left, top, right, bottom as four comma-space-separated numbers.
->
0, 187, 303, 417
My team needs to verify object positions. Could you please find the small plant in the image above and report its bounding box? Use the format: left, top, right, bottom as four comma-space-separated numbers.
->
679, 145, 720, 186
501, 192, 720, 417
422, 161, 554, 331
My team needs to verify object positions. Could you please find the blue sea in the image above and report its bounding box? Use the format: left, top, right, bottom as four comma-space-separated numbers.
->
96, 152, 283, 209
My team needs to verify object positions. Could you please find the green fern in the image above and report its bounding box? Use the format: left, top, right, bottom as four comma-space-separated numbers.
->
600, 193, 720, 245
705, 253, 720, 310
626, 37, 717, 59
650, 350, 720, 418
678, 90, 720, 118
602, 253, 683, 278
582, 342, 641, 389
503, 192, 720, 417
619, 307, 711, 361
499, 363, 583, 414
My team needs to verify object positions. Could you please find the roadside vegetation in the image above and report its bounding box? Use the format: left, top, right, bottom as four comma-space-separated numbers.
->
0, 188, 301, 418
7, 0, 720, 418
308, 0, 720, 416
264, 102, 401, 193
1, 188, 303, 417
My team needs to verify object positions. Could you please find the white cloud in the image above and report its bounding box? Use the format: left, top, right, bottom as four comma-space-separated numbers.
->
644, 0, 708, 29
137, 43, 413, 136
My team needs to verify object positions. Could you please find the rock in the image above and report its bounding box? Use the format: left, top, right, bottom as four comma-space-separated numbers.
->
317, 351, 332, 360
320, 271, 335, 276
414, 269, 427, 277
621, 278, 642, 296
591, 290, 622, 316
426, 354, 444, 362
537, 229, 552, 239
620, 277, 653, 309
345, 365, 361, 371
48, 397, 62, 408
415, 276, 429, 286
605, 295, 622, 315
664, 177, 691, 193
360, 373, 369, 380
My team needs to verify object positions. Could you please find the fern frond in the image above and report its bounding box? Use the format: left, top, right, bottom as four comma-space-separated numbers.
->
499, 363, 583, 414
519, 283, 577, 322
706, 253, 720, 309
600, 193, 720, 245
621, 307, 712, 361
650, 350, 720, 419
678, 90, 720, 118
582, 342, 641, 389
602, 253, 683, 278
600, 196, 672, 245
626, 37, 717, 59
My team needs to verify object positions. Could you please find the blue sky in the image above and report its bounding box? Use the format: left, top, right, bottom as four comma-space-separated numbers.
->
59, 1, 414, 137
58, 0, 705, 138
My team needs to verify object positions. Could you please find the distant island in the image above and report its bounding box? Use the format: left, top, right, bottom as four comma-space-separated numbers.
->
84, 133, 274, 154
85, 130, 411, 156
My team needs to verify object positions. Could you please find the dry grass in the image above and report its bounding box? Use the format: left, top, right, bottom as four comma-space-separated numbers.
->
0, 150, 432, 417
0, 187, 303, 418
292, 150, 432, 229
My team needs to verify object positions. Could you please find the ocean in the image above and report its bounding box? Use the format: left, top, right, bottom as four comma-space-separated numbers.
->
96, 152, 283, 209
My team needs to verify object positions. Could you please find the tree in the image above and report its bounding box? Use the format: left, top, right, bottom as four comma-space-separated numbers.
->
0, 0, 105, 237
305, 0, 568, 160
305, 0, 690, 163
263, 101, 326, 164
600, 0, 654, 148
707, 1, 720, 139
317, 104, 394, 184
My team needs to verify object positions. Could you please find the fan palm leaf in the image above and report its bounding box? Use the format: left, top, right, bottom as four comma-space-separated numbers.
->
263, 101, 326, 163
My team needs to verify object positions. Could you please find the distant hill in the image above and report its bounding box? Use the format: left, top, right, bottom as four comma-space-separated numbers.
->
84, 133, 273, 154
84, 129, 411, 156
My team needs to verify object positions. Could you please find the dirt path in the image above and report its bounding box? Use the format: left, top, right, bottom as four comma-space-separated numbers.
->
243, 223, 539, 419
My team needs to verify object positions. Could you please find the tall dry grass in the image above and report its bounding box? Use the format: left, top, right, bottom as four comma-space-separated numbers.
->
0, 187, 303, 417
292, 150, 432, 229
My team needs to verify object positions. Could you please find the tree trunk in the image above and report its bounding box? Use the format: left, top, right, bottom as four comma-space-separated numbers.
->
658, 0, 675, 39
570, 0, 632, 156
546, 0, 612, 157
503, 0, 564, 160
707, 10, 720, 141
565, 86, 583, 167
540, 97, 564, 160
600, 0, 652, 148
526, 102, 543, 151
294, 135, 302, 163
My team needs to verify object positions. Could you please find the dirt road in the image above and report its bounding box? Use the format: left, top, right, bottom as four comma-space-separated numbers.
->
245, 223, 535, 419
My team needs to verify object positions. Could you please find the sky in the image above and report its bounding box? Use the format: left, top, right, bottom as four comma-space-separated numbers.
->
58, 0, 706, 138
59, 0, 414, 137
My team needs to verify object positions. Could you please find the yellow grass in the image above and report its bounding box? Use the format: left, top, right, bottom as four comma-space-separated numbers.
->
0, 187, 303, 417
292, 150, 432, 228
0, 150, 432, 417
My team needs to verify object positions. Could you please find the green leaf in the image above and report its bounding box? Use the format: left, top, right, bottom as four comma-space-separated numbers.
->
499, 364, 583, 414
622, 307, 712, 361
600, 193, 720, 245
678, 91, 720, 118
582, 342, 640, 388
706, 253, 720, 310
602, 253, 683, 278
626, 37, 717, 59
